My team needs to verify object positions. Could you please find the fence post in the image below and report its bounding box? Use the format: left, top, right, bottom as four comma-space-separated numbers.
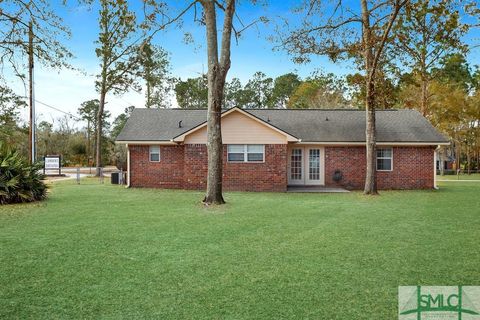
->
119, 169, 123, 185
76, 167, 80, 184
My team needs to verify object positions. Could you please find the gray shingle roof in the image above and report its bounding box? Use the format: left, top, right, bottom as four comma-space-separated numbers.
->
116, 108, 448, 143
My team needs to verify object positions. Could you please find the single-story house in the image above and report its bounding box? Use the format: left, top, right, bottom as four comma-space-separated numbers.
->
116, 107, 449, 192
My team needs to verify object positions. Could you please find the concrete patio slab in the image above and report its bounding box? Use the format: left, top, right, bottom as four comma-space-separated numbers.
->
287, 186, 350, 193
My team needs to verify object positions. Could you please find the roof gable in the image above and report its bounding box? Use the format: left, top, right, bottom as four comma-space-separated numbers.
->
173, 108, 299, 143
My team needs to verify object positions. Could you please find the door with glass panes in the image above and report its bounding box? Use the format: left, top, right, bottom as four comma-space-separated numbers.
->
288, 147, 324, 185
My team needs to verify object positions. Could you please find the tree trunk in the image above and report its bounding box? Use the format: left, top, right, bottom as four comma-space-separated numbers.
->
467, 145, 471, 174
364, 79, 378, 194
202, 0, 231, 205
421, 75, 428, 117
477, 147, 480, 173
361, 0, 378, 195
95, 89, 106, 177
146, 81, 151, 108
455, 139, 461, 172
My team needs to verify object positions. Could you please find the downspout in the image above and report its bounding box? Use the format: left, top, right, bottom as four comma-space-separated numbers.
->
434, 146, 438, 189
126, 143, 131, 188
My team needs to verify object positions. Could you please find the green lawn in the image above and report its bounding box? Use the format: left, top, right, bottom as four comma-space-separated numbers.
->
437, 173, 480, 180
0, 180, 479, 319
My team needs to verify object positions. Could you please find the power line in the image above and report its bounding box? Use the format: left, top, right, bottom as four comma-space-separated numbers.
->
34, 99, 82, 121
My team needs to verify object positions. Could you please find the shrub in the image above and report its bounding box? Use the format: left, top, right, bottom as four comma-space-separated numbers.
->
0, 142, 47, 205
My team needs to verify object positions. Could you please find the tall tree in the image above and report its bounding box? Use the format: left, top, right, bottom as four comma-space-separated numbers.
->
138, 42, 171, 108
394, 0, 467, 116
289, 73, 349, 109
174, 76, 208, 108
243, 71, 274, 108
95, 0, 142, 176
346, 72, 399, 109
0, 0, 73, 80
278, 0, 408, 194
78, 99, 111, 165
270, 73, 302, 108
430, 53, 479, 173
111, 106, 135, 139
147, 0, 262, 204
200, 0, 236, 204
433, 53, 474, 90
224, 77, 245, 108
0, 0, 74, 162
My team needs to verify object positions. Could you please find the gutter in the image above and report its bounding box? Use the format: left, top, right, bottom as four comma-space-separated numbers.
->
126, 143, 131, 188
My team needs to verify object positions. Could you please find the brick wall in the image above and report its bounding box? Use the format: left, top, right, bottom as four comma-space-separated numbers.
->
129, 145, 185, 188
183, 144, 208, 190
130, 144, 288, 192
184, 144, 288, 192
129, 144, 434, 191
224, 144, 287, 192
324, 146, 435, 190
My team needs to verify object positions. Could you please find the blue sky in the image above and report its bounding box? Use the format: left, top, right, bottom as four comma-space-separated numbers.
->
9, 0, 480, 126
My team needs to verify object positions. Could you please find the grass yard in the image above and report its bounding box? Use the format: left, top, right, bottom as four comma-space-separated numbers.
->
437, 173, 480, 180
0, 180, 479, 319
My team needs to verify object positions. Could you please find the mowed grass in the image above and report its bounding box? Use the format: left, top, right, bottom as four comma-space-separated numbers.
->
0, 180, 479, 319
437, 173, 480, 180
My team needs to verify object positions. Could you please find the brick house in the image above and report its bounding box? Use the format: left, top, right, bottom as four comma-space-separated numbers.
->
116, 107, 449, 191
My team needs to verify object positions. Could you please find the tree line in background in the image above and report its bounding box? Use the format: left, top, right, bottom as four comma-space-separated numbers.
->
2, 52, 478, 172
1, 0, 480, 203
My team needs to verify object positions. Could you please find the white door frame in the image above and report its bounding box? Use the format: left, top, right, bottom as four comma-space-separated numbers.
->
288, 146, 325, 186
288, 147, 304, 185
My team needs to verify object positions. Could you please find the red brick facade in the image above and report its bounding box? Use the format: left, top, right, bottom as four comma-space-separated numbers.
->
130, 144, 287, 192
129, 144, 435, 191
129, 145, 184, 189
324, 146, 435, 189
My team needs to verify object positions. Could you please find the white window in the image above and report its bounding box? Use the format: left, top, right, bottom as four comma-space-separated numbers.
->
149, 146, 160, 162
227, 144, 264, 162
247, 145, 264, 162
227, 145, 245, 162
377, 148, 392, 171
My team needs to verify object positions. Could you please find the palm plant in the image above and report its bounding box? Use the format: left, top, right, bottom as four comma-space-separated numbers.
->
0, 142, 47, 204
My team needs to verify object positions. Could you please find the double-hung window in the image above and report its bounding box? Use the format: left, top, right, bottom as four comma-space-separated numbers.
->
149, 146, 160, 162
376, 147, 392, 171
227, 144, 264, 162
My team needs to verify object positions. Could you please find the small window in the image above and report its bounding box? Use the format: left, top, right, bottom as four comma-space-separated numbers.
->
377, 148, 392, 171
149, 146, 160, 162
227, 144, 264, 162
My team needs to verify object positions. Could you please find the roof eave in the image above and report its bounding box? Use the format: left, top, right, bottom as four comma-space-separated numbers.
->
294, 141, 450, 146
115, 140, 178, 145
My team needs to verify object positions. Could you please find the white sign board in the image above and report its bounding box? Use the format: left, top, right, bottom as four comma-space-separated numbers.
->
44, 156, 60, 170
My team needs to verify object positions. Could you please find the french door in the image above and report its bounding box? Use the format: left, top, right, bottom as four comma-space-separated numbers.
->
288, 147, 324, 185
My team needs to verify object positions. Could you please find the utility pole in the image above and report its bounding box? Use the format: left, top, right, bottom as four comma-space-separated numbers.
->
28, 19, 36, 164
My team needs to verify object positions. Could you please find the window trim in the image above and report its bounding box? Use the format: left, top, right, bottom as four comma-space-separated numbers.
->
376, 147, 393, 171
149, 145, 161, 162
227, 144, 265, 163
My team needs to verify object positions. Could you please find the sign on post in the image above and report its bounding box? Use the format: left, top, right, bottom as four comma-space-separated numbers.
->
43, 155, 61, 175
